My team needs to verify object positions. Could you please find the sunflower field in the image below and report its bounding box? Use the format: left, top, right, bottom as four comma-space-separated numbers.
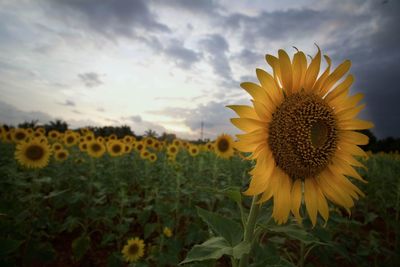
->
0, 126, 398, 267
1, 48, 400, 267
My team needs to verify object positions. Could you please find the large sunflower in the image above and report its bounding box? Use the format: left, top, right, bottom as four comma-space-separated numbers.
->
214, 134, 235, 159
121, 237, 145, 263
230, 48, 373, 226
87, 140, 106, 158
15, 138, 52, 169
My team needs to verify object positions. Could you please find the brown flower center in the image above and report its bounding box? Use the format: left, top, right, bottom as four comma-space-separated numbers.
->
91, 143, 101, 152
268, 93, 338, 180
26, 145, 45, 160
217, 139, 229, 152
128, 244, 139, 255
112, 144, 122, 153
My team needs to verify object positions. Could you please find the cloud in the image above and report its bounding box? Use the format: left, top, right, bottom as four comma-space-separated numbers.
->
78, 72, 104, 88
199, 34, 234, 85
58, 99, 75, 106
121, 115, 166, 135
45, 0, 170, 41
163, 40, 202, 68
0, 100, 53, 126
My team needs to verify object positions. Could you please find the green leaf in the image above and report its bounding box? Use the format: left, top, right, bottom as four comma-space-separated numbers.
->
222, 186, 242, 205
43, 189, 70, 199
180, 237, 232, 264
232, 241, 251, 259
72, 234, 90, 261
196, 207, 243, 246
0, 238, 23, 256
144, 223, 158, 239
267, 225, 319, 245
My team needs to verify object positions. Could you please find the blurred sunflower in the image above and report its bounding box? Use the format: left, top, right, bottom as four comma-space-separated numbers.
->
214, 134, 234, 159
135, 141, 145, 152
140, 150, 150, 160
167, 144, 179, 156
206, 142, 214, 152
148, 153, 157, 162
15, 138, 51, 169
230, 47, 373, 225
12, 128, 30, 143
188, 145, 200, 157
52, 142, 63, 152
107, 140, 125, 157
163, 227, 173, 238
79, 141, 88, 152
54, 149, 69, 161
48, 130, 60, 140
121, 237, 145, 263
63, 133, 78, 147
87, 140, 106, 158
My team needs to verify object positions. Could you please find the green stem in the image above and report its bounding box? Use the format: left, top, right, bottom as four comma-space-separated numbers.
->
239, 195, 261, 267
299, 241, 305, 267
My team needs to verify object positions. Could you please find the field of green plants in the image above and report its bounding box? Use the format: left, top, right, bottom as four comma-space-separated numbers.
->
0, 129, 399, 267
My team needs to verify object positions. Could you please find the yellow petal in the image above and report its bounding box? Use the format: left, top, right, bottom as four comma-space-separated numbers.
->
339, 131, 369, 145
256, 68, 283, 106
304, 48, 321, 92
334, 93, 364, 113
292, 52, 307, 93
330, 157, 367, 183
278, 49, 293, 94
230, 118, 266, 133
324, 74, 354, 103
336, 104, 365, 121
335, 148, 366, 169
291, 179, 303, 224
272, 170, 292, 224
265, 54, 282, 87
244, 152, 275, 195
240, 82, 269, 103
313, 55, 332, 95
317, 172, 353, 212
227, 105, 258, 120
320, 60, 351, 96
338, 119, 374, 130
339, 141, 368, 158
252, 100, 273, 122
304, 178, 318, 227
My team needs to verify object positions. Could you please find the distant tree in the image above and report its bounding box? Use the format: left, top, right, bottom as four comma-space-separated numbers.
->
160, 132, 176, 142
18, 120, 39, 129
145, 129, 158, 138
45, 119, 68, 133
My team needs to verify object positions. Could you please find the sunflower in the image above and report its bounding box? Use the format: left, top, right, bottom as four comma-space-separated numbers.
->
87, 140, 106, 158
214, 134, 234, 159
121, 237, 145, 263
48, 130, 60, 140
12, 128, 30, 143
230, 47, 373, 226
167, 144, 179, 156
52, 142, 63, 152
148, 153, 157, 162
54, 149, 69, 161
15, 138, 51, 169
173, 139, 181, 147
163, 227, 173, 238
64, 132, 78, 147
135, 141, 145, 152
188, 145, 200, 157
79, 141, 88, 152
206, 142, 214, 152
107, 140, 125, 157
140, 150, 150, 160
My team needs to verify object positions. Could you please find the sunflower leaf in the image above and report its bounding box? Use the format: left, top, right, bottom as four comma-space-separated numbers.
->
196, 207, 243, 246
180, 237, 233, 264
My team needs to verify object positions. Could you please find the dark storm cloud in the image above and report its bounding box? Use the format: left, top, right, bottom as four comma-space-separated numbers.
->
222, 0, 400, 138
46, 0, 170, 40
78, 72, 103, 88
199, 34, 234, 85
322, 0, 400, 138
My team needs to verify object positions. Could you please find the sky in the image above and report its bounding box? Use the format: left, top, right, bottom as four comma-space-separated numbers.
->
0, 0, 399, 140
